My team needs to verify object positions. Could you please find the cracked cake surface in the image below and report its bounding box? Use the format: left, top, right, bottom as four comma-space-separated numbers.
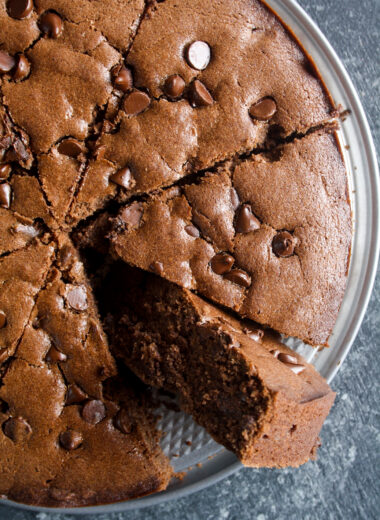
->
110, 130, 351, 345
0, 0, 351, 509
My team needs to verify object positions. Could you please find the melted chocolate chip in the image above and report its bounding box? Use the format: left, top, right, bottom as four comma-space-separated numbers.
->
2, 417, 32, 442
45, 345, 67, 363
0, 311, 7, 329
275, 352, 306, 374
123, 91, 150, 116
185, 224, 200, 238
120, 202, 144, 228
272, 231, 295, 257
57, 139, 84, 158
66, 285, 88, 311
0, 183, 12, 209
114, 408, 134, 434
7, 0, 33, 19
39, 12, 63, 38
288, 364, 306, 374
0, 51, 16, 74
210, 252, 235, 275
81, 400, 106, 425
164, 75, 185, 98
59, 430, 83, 450
0, 165, 11, 179
150, 261, 164, 276
186, 41, 211, 70
243, 327, 264, 342
189, 80, 214, 107
65, 383, 87, 406
13, 55, 30, 81
235, 204, 260, 233
112, 64, 133, 92
224, 269, 252, 288
110, 167, 134, 189
230, 188, 240, 210
277, 352, 298, 365
249, 97, 277, 121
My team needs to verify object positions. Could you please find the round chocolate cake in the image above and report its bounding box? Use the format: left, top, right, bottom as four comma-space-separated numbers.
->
0, 0, 351, 508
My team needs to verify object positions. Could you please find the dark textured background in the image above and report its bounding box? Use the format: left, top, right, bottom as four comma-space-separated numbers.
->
1, 0, 379, 519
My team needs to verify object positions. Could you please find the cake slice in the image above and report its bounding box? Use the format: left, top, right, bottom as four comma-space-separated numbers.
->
99, 262, 335, 468
0, 237, 172, 507
110, 130, 351, 345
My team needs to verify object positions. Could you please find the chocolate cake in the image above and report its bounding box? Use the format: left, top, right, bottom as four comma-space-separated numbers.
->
0, 0, 351, 509
97, 263, 335, 468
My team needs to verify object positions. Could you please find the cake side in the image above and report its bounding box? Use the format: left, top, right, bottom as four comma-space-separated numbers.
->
99, 263, 335, 468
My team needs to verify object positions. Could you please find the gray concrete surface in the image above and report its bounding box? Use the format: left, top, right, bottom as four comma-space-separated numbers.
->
0, 0, 379, 519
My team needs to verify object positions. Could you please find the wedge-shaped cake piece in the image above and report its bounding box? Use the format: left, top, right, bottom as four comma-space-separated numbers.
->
0, 238, 171, 507
110, 131, 351, 345
101, 264, 335, 468
68, 0, 337, 225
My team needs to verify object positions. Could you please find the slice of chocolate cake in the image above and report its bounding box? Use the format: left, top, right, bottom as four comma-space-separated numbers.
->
110, 130, 351, 346
99, 263, 335, 468
0, 237, 172, 507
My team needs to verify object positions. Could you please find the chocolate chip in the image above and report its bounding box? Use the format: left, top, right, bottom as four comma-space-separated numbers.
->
189, 80, 213, 107
120, 202, 144, 228
186, 41, 211, 70
112, 64, 133, 92
243, 327, 264, 342
110, 167, 134, 189
150, 261, 164, 275
114, 408, 134, 434
164, 75, 185, 98
210, 253, 235, 275
224, 269, 252, 288
185, 224, 200, 238
9, 138, 30, 163
0, 183, 12, 209
13, 55, 30, 81
2, 417, 32, 442
6, 0, 33, 19
0, 164, 11, 179
65, 383, 87, 406
57, 139, 84, 158
277, 352, 298, 365
0, 348, 8, 364
66, 285, 88, 311
272, 231, 295, 257
59, 430, 83, 450
39, 12, 63, 38
81, 400, 106, 425
0, 51, 16, 74
230, 188, 240, 210
123, 91, 150, 116
249, 97, 277, 121
58, 244, 75, 270
45, 345, 67, 363
288, 364, 306, 374
235, 204, 260, 234
0, 311, 7, 328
